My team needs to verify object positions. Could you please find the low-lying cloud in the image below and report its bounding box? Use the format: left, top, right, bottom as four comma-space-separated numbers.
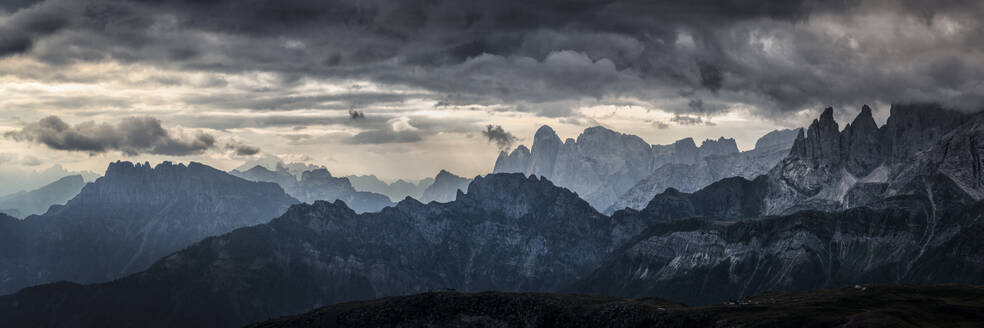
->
225, 142, 261, 156
5, 116, 217, 156
482, 125, 518, 150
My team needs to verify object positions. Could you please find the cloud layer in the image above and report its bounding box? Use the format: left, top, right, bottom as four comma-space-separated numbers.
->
5, 116, 217, 156
1, 0, 982, 118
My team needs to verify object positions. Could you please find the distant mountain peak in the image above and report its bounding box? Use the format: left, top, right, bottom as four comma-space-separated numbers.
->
420, 169, 472, 203
535, 125, 557, 138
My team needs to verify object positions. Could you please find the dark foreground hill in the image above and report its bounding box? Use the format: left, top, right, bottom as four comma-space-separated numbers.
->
250, 284, 984, 328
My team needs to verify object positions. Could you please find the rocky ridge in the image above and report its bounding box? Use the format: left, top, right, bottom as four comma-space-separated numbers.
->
0, 161, 298, 295
419, 169, 471, 203
0, 174, 622, 327
606, 129, 799, 213
345, 174, 434, 201
231, 166, 392, 213
763, 104, 968, 215
495, 125, 766, 211
0, 174, 85, 218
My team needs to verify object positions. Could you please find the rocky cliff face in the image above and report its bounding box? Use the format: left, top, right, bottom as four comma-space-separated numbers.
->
571, 107, 984, 305
0, 173, 622, 327
419, 169, 471, 203
493, 125, 753, 211
574, 191, 984, 305
606, 129, 799, 213
764, 104, 968, 215
232, 166, 393, 213
0, 174, 85, 218
0, 161, 298, 295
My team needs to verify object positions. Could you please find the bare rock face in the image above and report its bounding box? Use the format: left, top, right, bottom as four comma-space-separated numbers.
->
765, 104, 968, 215
494, 125, 755, 212
492, 145, 531, 174
754, 128, 801, 152
651, 138, 701, 168
575, 190, 984, 305
607, 129, 798, 214
697, 137, 739, 158
840, 105, 882, 177
0, 161, 298, 295
529, 125, 563, 178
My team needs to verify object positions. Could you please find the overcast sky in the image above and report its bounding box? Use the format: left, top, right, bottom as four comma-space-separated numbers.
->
1, 0, 982, 188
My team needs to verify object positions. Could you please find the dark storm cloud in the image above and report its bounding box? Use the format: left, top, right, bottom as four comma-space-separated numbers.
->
0, 0, 75, 56
481, 125, 518, 150
183, 92, 427, 111
225, 142, 261, 156
670, 114, 716, 127
5, 115, 216, 155
4, 0, 984, 117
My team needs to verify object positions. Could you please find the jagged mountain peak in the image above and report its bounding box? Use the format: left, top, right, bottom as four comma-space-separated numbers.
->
847, 104, 877, 130
818, 106, 836, 125
275, 199, 357, 228
580, 125, 618, 137
697, 137, 738, 156
244, 164, 278, 174
674, 137, 697, 148
534, 125, 558, 138
435, 169, 458, 179
101, 160, 240, 185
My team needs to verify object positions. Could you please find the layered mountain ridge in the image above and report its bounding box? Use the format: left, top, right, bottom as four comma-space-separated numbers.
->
0, 161, 298, 295
0, 173, 625, 327
231, 166, 392, 213
0, 174, 85, 218
494, 125, 799, 212
419, 169, 472, 203
1, 104, 982, 327
345, 174, 434, 201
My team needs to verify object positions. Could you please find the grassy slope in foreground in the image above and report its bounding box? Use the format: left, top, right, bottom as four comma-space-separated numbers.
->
250, 284, 984, 328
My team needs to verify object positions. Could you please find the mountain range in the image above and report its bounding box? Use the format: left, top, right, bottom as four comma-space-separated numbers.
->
0, 175, 85, 218
231, 165, 393, 213
0, 104, 982, 327
0, 161, 298, 295
493, 125, 799, 212
4, 102, 984, 326
345, 175, 435, 202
